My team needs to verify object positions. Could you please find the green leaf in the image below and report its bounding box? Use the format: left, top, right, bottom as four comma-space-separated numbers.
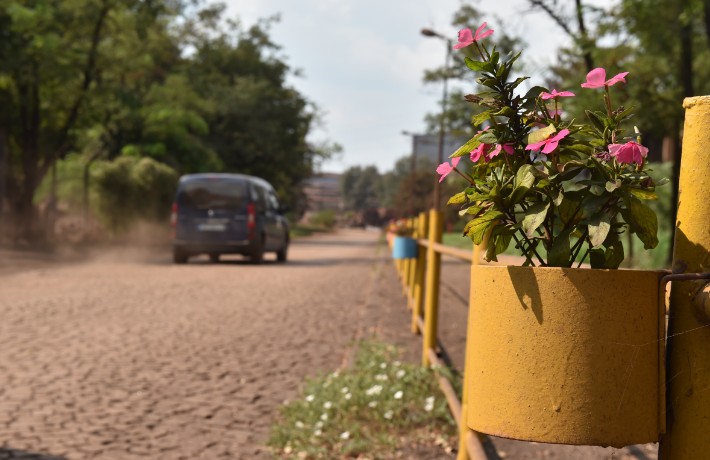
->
471, 111, 492, 127
485, 231, 513, 262
589, 184, 605, 196
628, 188, 658, 200
588, 212, 611, 248
604, 239, 625, 269
605, 180, 621, 192
464, 57, 492, 72
522, 201, 550, 238
450, 137, 480, 158
624, 195, 659, 249
585, 110, 606, 132
510, 164, 536, 204
526, 124, 556, 145
589, 248, 606, 268
463, 210, 504, 245
548, 228, 572, 267
447, 191, 467, 205
522, 86, 547, 109
461, 205, 484, 216
477, 131, 498, 144
558, 196, 581, 226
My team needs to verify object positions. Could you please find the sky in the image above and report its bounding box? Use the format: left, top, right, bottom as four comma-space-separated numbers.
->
222, 0, 592, 174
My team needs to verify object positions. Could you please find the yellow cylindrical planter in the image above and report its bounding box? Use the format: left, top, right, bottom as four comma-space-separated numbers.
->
466, 265, 664, 447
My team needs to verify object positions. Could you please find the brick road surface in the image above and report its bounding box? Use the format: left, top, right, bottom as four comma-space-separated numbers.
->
0, 229, 657, 459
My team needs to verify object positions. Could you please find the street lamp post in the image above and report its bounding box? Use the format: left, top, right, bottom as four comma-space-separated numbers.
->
401, 130, 417, 173
421, 28, 452, 210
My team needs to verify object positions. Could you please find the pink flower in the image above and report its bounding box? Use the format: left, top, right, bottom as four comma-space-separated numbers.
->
488, 143, 514, 159
436, 156, 461, 182
453, 23, 494, 49
525, 129, 570, 154
469, 143, 489, 163
546, 107, 562, 118
581, 68, 629, 89
540, 89, 575, 100
608, 141, 648, 165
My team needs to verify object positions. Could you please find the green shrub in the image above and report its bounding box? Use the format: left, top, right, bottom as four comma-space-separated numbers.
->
309, 209, 337, 229
92, 156, 178, 232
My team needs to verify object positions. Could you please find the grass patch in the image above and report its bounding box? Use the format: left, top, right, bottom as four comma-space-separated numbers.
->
290, 224, 333, 238
268, 340, 457, 459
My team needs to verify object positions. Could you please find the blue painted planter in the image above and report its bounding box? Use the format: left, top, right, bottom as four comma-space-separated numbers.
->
392, 236, 418, 259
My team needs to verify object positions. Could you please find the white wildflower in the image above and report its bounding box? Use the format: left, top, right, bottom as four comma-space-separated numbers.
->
344, 393, 352, 400
365, 385, 383, 396
305, 394, 314, 403
340, 431, 350, 440
395, 369, 406, 379
284, 445, 292, 454
314, 429, 322, 437
384, 410, 393, 420
315, 421, 324, 429
320, 413, 328, 421
295, 421, 305, 429
424, 396, 435, 412
380, 362, 387, 369
323, 401, 333, 409
393, 390, 403, 400
368, 401, 378, 408
375, 374, 388, 381
341, 387, 349, 394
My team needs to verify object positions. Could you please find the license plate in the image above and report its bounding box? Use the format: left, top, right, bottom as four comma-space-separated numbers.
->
198, 223, 226, 231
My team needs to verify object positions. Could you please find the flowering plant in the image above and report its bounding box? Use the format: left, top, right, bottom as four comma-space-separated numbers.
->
387, 219, 414, 237
439, 24, 665, 268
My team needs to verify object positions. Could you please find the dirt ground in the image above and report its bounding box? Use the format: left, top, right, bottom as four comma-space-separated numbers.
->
0, 229, 657, 459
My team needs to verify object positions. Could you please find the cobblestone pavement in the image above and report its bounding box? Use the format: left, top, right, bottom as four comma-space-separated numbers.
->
0, 230, 658, 460
0, 230, 396, 459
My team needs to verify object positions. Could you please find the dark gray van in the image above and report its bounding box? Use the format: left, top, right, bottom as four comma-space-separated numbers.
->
171, 173, 289, 264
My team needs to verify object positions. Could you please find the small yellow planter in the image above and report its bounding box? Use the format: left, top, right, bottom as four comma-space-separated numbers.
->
466, 265, 665, 448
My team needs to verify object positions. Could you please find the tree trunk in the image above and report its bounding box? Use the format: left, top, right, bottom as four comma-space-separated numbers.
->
575, 0, 595, 72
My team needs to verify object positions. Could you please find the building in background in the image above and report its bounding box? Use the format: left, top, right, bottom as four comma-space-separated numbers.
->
405, 133, 470, 169
302, 173, 343, 212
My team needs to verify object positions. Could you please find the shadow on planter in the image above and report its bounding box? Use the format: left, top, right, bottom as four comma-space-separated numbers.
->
468, 265, 665, 448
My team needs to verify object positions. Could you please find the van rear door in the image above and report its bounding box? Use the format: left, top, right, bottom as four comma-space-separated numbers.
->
176, 177, 249, 243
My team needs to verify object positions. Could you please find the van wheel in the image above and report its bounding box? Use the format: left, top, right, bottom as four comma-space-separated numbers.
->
250, 236, 265, 264
276, 238, 288, 263
209, 253, 220, 263
173, 248, 188, 264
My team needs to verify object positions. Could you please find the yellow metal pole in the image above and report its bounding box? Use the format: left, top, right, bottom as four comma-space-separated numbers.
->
406, 217, 419, 307
422, 209, 443, 366
412, 212, 429, 334
660, 96, 710, 460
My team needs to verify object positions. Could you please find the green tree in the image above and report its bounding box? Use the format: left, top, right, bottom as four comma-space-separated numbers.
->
341, 165, 382, 212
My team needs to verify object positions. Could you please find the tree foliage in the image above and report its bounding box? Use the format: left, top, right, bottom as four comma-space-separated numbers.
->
0, 0, 335, 237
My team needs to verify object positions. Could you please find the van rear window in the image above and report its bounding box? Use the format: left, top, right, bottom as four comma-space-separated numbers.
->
178, 179, 247, 210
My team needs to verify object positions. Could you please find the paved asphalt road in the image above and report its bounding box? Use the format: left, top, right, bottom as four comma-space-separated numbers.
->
0, 229, 657, 459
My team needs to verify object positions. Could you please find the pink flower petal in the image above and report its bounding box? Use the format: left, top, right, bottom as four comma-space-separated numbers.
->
487, 144, 503, 159
581, 68, 607, 88
451, 156, 461, 167
525, 140, 547, 151
540, 92, 555, 100
502, 144, 514, 155
453, 28, 474, 49
549, 129, 570, 142
606, 71, 629, 87
474, 22, 494, 41
436, 162, 453, 181
556, 90, 575, 97
470, 144, 486, 162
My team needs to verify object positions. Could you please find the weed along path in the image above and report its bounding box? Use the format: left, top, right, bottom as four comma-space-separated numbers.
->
0, 230, 657, 460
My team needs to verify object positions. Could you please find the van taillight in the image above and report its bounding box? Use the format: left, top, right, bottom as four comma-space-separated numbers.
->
247, 203, 256, 230
170, 202, 178, 227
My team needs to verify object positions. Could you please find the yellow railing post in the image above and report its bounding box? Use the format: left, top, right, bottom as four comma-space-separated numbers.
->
406, 216, 419, 307
422, 209, 443, 366
659, 96, 710, 460
412, 212, 429, 333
